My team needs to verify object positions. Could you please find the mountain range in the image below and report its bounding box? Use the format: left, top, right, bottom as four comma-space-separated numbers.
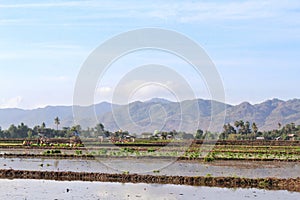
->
1, 98, 300, 134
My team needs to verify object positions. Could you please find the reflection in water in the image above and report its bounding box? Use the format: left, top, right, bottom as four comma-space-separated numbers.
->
0, 157, 300, 178
53, 160, 59, 168
0, 179, 299, 200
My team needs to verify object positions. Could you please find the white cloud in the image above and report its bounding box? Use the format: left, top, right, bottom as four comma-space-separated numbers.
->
0, 96, 23, 108
94, 86, 113, 103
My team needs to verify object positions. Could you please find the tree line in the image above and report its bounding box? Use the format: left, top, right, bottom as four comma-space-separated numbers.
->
0, 117, 299, 140
0, 117, 125, 139
217, 121, 300, 140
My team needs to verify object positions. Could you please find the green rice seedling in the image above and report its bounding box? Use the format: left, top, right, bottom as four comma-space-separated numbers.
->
75, 150, 82, 155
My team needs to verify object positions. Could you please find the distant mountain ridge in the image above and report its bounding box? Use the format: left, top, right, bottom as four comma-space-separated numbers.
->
1, 98, 300, 133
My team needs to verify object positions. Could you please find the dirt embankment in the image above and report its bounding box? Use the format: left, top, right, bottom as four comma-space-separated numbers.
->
0, 169, 299, 192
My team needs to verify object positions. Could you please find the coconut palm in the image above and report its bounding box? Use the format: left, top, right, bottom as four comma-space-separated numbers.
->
252, 122, 258, 134
54, 117, 60, 131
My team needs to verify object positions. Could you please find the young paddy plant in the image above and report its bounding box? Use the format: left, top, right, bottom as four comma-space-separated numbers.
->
204, 152, 216, 162
43, 149, 62, 155
75, 150, 82, 155
98, 148, 108, 155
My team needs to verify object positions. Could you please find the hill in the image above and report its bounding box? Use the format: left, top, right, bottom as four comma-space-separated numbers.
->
1, 98, 300, 133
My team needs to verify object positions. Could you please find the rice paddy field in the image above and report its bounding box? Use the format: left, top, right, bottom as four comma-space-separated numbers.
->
0, 139, 299, 199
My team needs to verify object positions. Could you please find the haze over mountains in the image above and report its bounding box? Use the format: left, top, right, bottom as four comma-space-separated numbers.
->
1, 98, 300, 134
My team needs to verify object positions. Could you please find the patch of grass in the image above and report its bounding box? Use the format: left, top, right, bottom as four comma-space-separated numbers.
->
189, 152, 200, 159
204, 153, 215, 162
121, 148, 135, 153
147, 148, 155, 153
98, 148, 108, 155
258, 180, 270, 188
43, 149, 62, 155
75, 150, 82, 155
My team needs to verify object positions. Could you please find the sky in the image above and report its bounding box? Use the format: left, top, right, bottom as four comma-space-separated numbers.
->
0, 0, 299, 109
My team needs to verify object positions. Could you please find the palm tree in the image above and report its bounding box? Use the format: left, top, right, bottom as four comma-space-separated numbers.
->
251, 122, 258, 143
252, 122, 258, 134
234, 120, 240, 129
245, 121, 251, 134
41, 122, 46, 129
278, 122, 282, 129
54, 117, 60, 131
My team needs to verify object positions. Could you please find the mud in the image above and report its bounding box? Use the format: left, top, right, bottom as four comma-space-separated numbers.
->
0, 169, 299, 192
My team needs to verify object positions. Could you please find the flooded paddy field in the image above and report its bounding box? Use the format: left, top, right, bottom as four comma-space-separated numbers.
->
1, 142, 300, 162
0, 157, 299, 178
1, 142, 299, 198
0, 179, 299, 200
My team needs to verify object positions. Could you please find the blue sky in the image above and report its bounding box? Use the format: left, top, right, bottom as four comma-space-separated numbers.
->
0, 0, 299, 109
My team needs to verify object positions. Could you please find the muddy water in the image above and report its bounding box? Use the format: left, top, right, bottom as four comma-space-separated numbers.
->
0, 157, 299, 178
0, 179, 299, 200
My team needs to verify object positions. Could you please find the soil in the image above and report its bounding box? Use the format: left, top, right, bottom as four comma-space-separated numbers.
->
0, 169, 299, 192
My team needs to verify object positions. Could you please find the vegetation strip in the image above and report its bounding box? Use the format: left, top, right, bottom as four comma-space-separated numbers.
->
1, 139, 300, 147
1, 153, 299, 162
0, 169, 299, 192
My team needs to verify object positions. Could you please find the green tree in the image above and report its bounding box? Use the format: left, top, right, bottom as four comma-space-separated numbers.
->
252, 122, 258, 134
195, 129, 204, 139
245, 121, 251, 134
17, 122, 30, 138
95, 123, 105, 137
27, 130, 33, 138
278, 122, 282, 129
234, 120, 242, 133
54, 117, 60, 131
8, 124, 18, 138
161, 132, 168, 140
223, 123, 236, 135
0, 126, 3, 138
41, 122, 46, 133
234, 121, 240, 128
66, 125, 81, 137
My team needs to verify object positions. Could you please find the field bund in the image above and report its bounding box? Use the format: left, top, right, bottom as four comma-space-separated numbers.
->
0, 169, 299, 192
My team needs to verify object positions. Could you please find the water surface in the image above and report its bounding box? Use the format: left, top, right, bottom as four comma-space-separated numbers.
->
0, 157, 299, 178
0, 179, 299, 200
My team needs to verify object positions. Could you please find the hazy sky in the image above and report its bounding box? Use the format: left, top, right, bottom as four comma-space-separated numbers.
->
0, 0, 299, 109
